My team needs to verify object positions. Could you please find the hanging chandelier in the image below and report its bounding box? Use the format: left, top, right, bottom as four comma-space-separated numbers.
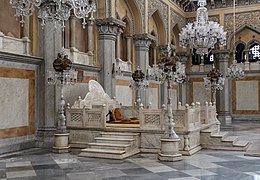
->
10, 0, 96, 29
179, 0, 227, 57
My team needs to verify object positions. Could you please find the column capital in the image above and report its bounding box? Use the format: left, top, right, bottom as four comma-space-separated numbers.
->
96, 18, 126, 39
133, 33, 155, 49
176, 51, 190, 63
213, 50, 230, 61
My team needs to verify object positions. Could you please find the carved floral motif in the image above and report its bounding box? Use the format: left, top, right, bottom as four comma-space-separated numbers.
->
148, 0, 168, 38
224, 11, 260, 37
171, 9, 186, 30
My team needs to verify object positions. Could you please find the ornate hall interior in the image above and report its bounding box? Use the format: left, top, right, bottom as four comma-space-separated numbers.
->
0, 0, 259, 179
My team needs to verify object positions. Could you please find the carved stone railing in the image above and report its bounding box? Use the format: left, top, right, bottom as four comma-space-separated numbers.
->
200, 102, 218, 125
190, 64, 213, 72
66, 105, 106, 128
139, 109, 165, 130
115, 58, 132, 72
0, 32, 30, 55
238, 61, 260, 71
64, 47, 94, 66
174, 102, 201, 132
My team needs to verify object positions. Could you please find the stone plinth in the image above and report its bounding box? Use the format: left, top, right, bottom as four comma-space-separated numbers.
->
158, 138, 182, 162
52, 133, 70, 153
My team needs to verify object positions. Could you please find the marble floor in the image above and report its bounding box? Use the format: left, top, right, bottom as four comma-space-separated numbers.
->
0, 121, 259, 180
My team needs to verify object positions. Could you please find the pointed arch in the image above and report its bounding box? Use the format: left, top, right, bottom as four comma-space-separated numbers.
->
124, 0, 143, 34
227, 24, 260, 50
171, 24, 181, 48
150, 10, 167, 45
122, 15, 132, 35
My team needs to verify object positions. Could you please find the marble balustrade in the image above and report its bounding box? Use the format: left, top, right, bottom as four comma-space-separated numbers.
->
0, 32, 30, 55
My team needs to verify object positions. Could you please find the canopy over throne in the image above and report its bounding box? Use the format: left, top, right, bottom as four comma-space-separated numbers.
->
72, 80, 116, 110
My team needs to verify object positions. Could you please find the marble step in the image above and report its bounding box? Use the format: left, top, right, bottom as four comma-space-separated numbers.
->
201, 127, 219, 134
222, 136, 239, 143
95, 137, 135, 144
211, 131, 229, 139
88, 142, 131, 150
100, 132, 139, 136
100, 132, 139, 138
79, 148, 140, 160
233, 140, 249, 147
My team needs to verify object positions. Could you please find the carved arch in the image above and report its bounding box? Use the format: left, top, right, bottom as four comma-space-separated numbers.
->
122, 15, 133, 35
150, 10, 167, 45
124, 0, 143, 34
246, 39, 260, 49
227, 24, 260, 50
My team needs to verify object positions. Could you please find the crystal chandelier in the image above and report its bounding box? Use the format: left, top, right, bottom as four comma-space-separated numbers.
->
10, 0, 96, 29
179, 0, 227, 57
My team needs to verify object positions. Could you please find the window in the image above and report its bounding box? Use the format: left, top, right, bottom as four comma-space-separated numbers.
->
192, 49, 213, 65
249, 42, 260, 62
235, 43, 245, 63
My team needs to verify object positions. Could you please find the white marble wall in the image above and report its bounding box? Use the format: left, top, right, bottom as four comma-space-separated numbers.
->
115, 85, 132, 106
236, 81, 259, 111
0, 78, 29, 128
193, 82, 211, 104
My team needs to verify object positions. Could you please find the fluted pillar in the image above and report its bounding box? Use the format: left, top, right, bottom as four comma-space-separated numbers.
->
96, 18, 125, 98
215, 51, 232, 128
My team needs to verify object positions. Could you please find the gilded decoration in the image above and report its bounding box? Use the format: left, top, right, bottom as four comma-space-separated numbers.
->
224, 11, 260, 37
171, 9, 186, 30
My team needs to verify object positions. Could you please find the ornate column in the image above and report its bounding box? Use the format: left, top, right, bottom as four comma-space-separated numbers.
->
70, 15, 77, 49
87, 14, 95, 56
126, 36, 132, 62
153, 46, 157, 65
116, 28, 123, 60
244, 49, 250, 70
177, 52, 189, 106
37, 21, 62, 147
215, 51, 232, 128
96, 18, 125, 98
133, 34, 155, 107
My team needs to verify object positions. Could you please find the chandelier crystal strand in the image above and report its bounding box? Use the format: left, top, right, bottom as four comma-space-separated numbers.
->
10, 0, 96, 29
227, 0, 244, 80
179, 0, 227, 57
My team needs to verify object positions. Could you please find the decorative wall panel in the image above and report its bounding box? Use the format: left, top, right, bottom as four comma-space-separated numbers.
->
189, 78, 211, 104
0, 67, 35, 139
0, 78, 29, 128
232, 77, 260, 114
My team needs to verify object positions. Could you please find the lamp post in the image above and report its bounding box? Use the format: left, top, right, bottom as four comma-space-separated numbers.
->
47, 52, 77, 153
203, 65, 225, 103
149, 44, 186, 161
131, 67, 149, 109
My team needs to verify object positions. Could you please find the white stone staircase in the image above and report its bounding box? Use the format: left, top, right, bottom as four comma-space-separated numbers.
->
200, 125, 250, 151
79, 132, 140, 159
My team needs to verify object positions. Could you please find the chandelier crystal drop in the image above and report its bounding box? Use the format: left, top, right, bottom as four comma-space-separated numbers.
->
227, 60, 245, 80
179, 0, 227, 57
10, 0, 96, 29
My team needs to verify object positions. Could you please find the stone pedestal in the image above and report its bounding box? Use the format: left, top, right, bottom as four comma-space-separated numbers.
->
158, 138, 182, 161
52, 133, 70, 153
